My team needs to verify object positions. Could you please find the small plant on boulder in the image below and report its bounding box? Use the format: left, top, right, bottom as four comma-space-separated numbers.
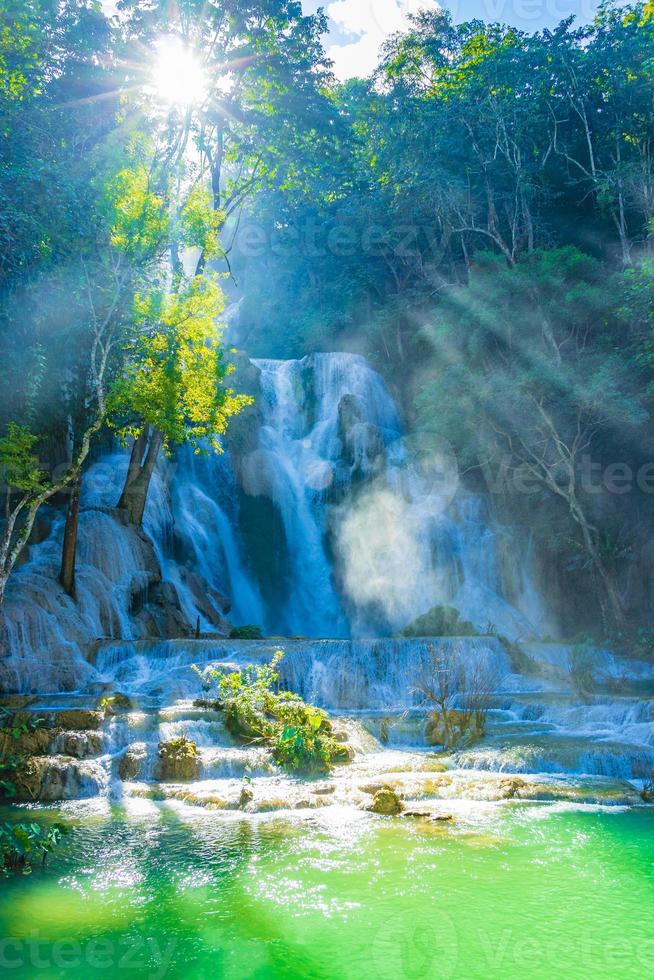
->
98, 694, 133, 714
195, 652, 351, 774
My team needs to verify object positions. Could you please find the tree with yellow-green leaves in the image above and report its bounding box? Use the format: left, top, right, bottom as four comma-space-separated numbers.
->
111, 275, 252, 526
0, 120, 250, 604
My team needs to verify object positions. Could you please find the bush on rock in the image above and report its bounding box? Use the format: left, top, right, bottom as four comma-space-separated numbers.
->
194, 652, 351, 774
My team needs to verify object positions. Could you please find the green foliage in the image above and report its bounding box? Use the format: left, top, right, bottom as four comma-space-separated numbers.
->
104, 163, 168, 258
110, 275, 252, 451
0, 423, 47, 494
180, 187, 224, 261
0, 820, 68, 876
0, 708, 44, 799
230, 625, 264, 640
196, 652, 349, 774
0, 1, 43, 101
399, 606, 478, 639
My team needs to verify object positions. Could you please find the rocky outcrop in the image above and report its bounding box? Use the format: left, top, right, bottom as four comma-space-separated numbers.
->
14, 756, 107, 801
119, 744, 148, 781
155, 737, 200, 781
368, 786, 404, 815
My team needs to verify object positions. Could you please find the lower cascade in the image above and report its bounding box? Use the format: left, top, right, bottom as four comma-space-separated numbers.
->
3, 636, 653, 809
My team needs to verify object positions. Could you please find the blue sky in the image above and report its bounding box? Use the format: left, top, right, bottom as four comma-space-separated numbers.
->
305, 0, 601, 78
100, 0, 601, 80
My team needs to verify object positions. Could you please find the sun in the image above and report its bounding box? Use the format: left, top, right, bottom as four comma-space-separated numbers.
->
151, 36, 207, 108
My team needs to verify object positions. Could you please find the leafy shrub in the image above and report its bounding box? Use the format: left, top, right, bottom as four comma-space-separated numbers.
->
98, 694, 132, 714
230, 625, 263, 640
399, 606, 478, 638
570, 646, 597, 700
0, 821, 68, 875
0, 708, 44, 799
195, 652, 350, 774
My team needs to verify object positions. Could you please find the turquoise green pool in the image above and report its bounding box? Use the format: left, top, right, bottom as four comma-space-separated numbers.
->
0, 802, 652, 979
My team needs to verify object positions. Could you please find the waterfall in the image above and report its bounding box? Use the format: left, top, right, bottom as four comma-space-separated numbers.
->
222, 352, 551, 638
1, 350, 555, 694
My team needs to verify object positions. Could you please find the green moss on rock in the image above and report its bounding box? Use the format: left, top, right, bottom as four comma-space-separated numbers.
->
399, 606, 478, 638
156, 737, 200, 782
368, 786, 404, 815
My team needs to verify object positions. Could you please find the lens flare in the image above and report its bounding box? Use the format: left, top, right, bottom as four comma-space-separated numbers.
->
151, 36, 207, 107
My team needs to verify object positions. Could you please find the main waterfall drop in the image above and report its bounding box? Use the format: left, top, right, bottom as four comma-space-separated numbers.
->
173, 351, 549, 640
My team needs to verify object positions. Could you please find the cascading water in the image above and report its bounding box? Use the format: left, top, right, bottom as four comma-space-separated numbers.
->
2, 351, 653, 803
1, 350, 549, 691
184, 351, 551, 639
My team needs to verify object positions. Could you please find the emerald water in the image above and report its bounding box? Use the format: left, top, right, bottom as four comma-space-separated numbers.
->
1, 802, 652, 979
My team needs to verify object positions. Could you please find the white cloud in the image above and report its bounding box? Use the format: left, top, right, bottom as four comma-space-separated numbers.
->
326, 0, 439, 79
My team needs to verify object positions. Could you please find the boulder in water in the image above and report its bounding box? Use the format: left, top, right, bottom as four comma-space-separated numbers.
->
399, 605, 478, 638
119, 744, 147, 781
368, 786, 404, 815
156, 737, 200, 781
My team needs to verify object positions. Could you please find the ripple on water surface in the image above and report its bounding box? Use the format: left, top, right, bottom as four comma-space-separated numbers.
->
0, 802, 652, 980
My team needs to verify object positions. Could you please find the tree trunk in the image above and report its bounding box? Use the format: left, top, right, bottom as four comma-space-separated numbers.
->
59, 478, 81, 599
118, 429, 149, 511
117, 428, 164, 526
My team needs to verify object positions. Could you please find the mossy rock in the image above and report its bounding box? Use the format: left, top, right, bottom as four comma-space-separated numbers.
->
368, 786, 404, 815
398, 605, 478, 638
0, 696, 36, 711
48, 710, 104, 731
156, 737, 200, 782
119, 745, 147, 781
230, 625, 263, 640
